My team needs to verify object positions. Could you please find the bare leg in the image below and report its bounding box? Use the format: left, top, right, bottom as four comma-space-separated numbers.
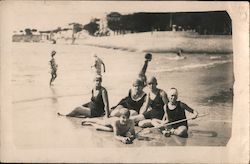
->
50, 74, 54, 86
138, 119, 153, 128
110, 106, 128, 117
173, 126, 188, 137
130, 114, 145, 124
66, 106, 91, 117
151, 119, 163, 127
130, 110, 138, 116
92, 124, 113, 132
82, 117, 114, 132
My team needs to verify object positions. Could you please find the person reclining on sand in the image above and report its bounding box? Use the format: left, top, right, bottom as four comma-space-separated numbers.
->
82, 108, 135, 144
59, 75, 110, 118
110, 79, 147, 117
151, 88, 198, 138
127, 76, 169, 127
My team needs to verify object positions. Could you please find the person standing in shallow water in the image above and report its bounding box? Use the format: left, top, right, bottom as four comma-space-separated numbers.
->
49, 50, 58, 86
91, 54, 106, 77
64, 75, 110, 118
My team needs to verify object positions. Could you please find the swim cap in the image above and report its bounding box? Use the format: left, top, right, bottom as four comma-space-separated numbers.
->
94, 75, 102, 82
145, 53, 152, 60
51, 50, 56, 56
119, 108, 130, 118
147, 76, 157, 85
132, 79, 143, 87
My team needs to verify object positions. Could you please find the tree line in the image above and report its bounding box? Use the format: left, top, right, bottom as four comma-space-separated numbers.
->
18, 11, 231, 37
106, 11, 232, 35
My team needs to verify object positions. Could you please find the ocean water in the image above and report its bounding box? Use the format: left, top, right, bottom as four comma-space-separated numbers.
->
12, 42, 233, 148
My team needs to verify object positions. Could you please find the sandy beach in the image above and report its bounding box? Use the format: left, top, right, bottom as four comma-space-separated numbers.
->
11, 32, 233, 148
9, 31, 233, 149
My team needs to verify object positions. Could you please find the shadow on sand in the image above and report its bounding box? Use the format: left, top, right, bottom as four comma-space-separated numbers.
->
190, 129, 218, 137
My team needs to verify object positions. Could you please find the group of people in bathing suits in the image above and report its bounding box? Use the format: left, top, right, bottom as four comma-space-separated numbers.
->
61, 53, 198, 144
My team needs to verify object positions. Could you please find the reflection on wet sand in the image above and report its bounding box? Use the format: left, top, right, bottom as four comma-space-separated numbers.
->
190, 130, 218, 137
50, 87, 58, 104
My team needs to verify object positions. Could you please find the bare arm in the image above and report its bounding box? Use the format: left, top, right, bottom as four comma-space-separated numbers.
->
180, 102, 198, 119
139, 93, 150, 114
139, 60, 149, 76
113, 121, 131, 144
160, 90, 169, 123
102, 88, 110, 118
101, 61, 106, 72
128, 120, 136, 140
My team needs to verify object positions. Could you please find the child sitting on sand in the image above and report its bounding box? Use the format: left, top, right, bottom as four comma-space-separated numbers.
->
151, 88, 198, 137
82, 108, 135, 144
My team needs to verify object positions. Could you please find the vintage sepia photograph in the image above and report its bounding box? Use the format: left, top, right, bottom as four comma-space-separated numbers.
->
0, 1, 249, 163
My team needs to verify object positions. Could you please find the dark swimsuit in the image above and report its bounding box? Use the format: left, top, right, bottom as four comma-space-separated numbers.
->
82, 88, 105, 117
166, 101, 188, 129
111, 89, 146, 113
143, 90, 165, 120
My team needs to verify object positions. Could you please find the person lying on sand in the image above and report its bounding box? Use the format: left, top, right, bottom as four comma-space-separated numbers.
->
91, 54, 106, 77
82, 108, 135, 144
128, 76, 169, 127
110, 79, 147, 117
61, 75, 110, 118
151, 88, 198, 138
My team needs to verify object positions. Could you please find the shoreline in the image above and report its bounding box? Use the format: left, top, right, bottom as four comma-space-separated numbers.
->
14, 31, 233, 54
76, 31, 233, 54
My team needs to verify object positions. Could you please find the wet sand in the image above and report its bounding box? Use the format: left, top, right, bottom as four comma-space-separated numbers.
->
12, 42, 233, 148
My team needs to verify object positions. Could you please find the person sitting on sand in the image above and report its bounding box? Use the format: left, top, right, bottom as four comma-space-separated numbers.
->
110, 79, 147, 117
151, 88, 198, 138
62, 75, 110, 118
128, 76, 169, 127
91, 54, 106, 77
82, 108, 135, 144
49, 50, 58, 86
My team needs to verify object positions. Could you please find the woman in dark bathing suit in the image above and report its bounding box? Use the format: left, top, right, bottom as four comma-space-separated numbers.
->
65, 75, 109, 118
110, 79, 147, 117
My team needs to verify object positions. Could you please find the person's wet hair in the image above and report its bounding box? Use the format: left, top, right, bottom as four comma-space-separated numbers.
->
132, 79, 143, 87
170, 87, 178, 95
120, 108, 130, 118
94, 75, 102, 82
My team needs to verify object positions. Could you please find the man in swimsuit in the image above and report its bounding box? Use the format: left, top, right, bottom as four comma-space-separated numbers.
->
64, 75, 110, 118
152, 88, 198, 137
110, 79, 147, 117
49, 50, 58, 86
